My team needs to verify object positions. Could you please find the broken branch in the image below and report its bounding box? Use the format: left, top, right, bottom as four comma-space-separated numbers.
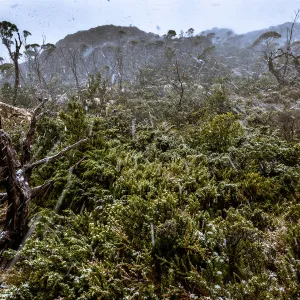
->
24, 138, 88, 172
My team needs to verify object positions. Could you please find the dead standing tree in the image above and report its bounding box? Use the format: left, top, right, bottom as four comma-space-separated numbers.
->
172, 59, 185, 106
0, 99, 87, 257
61, 45, 84, 98
24, 38, 56, 90
251, 10, 300, 86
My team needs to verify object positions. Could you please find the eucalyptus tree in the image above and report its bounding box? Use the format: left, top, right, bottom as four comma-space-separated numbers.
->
24, 39, 56, 90
60, 44, 88, 97
251, 10, 300, 86
166, 30, 177, 39
0, 21, 31, 105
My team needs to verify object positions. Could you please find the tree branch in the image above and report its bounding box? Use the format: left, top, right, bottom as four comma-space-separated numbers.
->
24, 138, 88, 172
0, 193, 7, 205
69, 156, 87, 173
273, 52, 286, 59
0, 156, 86, 205
21, 98, 47, 167
31, 180, 54, 199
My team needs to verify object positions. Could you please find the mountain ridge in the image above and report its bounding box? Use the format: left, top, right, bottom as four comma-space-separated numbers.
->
55, 24, 159, 47
55, 22, 300, 48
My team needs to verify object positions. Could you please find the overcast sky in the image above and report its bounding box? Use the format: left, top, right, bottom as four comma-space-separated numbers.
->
0, 0, 300, 58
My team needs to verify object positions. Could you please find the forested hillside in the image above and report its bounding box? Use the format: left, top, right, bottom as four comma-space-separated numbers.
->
0, 15, 299, 299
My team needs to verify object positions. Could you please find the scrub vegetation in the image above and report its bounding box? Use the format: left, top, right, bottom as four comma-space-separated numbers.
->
0, 14, 299, 299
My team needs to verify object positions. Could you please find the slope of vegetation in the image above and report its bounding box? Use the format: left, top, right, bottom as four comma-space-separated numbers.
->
0, 19, 300, 299
0, 83, 298, 299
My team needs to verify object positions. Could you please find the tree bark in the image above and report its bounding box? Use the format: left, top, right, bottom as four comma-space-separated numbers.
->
12, 56, 19, 106
267, 57, 288, 87
0, 104, 87, 260
0, 129, 30, 253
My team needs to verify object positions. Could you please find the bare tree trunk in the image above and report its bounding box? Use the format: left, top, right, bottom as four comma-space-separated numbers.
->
0, 101, 87, 262
61, 46, 82, 99
171, 59, 185, 106
0, 129, 30, 252
12, 58, 19, 106
267, 57, 287, 87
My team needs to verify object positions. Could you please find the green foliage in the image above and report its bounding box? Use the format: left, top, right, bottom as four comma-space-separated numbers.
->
83, 72, 109, 109
2, 93, 300, 299
0, 63, 13, 73
251, 31, 282, 48
59, 100, 89, 143
204, 85, 231, 115
0, 21, 19, 50
0, 82, 13, 102
198, 45, 216, 60
200, 112, 244, 152
166, 30, 177, 39
1, 54, 300, 299
35, 116, 64, 158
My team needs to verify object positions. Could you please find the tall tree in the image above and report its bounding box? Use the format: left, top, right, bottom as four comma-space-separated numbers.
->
0, 21, 31, 105
24, 38, 56, 90
61, 46, 80, 94
166, 30, 177, 39
251, 10, 300, 86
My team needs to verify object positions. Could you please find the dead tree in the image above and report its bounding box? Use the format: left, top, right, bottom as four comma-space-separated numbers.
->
61, 45, 83, 98
0, 99, 87, 257
24, 37, 56, 90
251, 10, 300, 86
172, 59, 185, 106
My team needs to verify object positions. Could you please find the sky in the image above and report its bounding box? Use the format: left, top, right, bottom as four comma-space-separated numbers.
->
0, 0, 300, 58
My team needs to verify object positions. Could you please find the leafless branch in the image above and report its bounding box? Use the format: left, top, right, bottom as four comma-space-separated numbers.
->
21, 98, 47, 168
24, 138, 88, 172
31, 180, 54, 199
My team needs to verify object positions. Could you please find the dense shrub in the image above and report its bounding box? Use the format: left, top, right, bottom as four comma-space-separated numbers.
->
1, 92, 300, 299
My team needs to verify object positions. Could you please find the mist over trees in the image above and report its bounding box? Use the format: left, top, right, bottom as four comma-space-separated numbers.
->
0, 12, 299, 299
